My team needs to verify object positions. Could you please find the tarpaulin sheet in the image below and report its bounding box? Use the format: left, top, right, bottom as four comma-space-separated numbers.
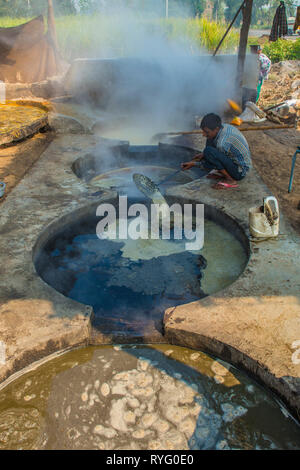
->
0, 16, 65, 83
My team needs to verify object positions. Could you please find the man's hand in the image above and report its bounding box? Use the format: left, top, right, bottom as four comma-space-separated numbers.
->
181, 161, 196, 171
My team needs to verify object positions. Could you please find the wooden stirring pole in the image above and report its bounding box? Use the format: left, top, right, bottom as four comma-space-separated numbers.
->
152, 124, 294, 142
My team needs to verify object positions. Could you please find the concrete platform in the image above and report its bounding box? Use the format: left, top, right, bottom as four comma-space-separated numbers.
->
0, 133, 299, 422
0, 134, 99, 385
165, 176, 300, 420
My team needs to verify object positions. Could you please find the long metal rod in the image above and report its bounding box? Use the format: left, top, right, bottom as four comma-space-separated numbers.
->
158, 169, 182, 185
213, 0, 247, 56
264, 101, 287, 112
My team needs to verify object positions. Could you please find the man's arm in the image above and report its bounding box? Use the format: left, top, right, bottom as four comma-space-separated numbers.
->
181, 161, 196, 171
181, 152, 204, 171
192, 152, 204, 161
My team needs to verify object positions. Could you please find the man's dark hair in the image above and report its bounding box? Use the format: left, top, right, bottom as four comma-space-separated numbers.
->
200, 113, 222, 130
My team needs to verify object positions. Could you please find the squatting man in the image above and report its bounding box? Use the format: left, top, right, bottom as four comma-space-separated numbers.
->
181, 113, 252, 190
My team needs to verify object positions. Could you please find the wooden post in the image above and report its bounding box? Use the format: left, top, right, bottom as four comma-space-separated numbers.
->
48, 0, 58, 52
236, 0, 253, 96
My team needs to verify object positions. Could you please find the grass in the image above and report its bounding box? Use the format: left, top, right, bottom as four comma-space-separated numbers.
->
1, 15, 298, 63
0, 15, 242, 60
262, 38, 300, 62
0, 16, 35, 28
194, 18, 240, 53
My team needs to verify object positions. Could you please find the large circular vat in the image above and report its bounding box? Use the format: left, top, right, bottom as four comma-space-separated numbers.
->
34, 197, 249, 341
72, 143, 201, 185
0, 344, 299, 450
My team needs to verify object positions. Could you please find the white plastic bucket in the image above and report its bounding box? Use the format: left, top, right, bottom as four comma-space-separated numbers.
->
249, 196, 279, 238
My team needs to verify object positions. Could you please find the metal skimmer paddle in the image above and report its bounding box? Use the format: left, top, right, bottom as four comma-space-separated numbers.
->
133, 173, 160, 199
133, 169, 183, 199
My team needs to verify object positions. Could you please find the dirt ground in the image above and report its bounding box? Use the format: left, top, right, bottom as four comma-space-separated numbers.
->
0, 132, 53, 204
258, 60, 300, 110
246, 128, 300, 234
248, 61, 300, 235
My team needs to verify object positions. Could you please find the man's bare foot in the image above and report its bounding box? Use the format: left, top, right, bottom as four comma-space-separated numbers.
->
212, 181, 238, 190
206, 171, 224, 180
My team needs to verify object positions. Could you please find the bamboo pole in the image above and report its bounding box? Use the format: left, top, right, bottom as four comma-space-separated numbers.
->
47, 0, 58, 52
152, 124, 294, 141
239, 124, 294, 131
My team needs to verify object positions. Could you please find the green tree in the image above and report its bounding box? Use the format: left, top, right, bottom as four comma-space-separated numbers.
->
0, 0, 77, 17
189, 0, 206, 17
251, 0, 266, 24
251, 1, 297, 27
250, 0, 277, 26
212, 0, 225, 21
224, 0, 243, 26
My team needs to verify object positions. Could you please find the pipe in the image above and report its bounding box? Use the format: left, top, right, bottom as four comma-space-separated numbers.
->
288, 147, 300, 193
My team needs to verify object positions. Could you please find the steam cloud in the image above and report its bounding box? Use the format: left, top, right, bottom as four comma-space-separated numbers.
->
66, 3, 246, 144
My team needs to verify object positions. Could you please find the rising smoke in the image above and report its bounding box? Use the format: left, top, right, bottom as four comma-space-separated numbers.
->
66, 1, 249, 144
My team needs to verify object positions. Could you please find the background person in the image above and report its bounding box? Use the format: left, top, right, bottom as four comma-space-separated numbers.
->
254, 45, 271, 103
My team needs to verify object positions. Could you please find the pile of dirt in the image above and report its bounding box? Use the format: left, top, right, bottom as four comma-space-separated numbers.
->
247, 60, 300, 233
246, 128, 300, 235
258, 60, 300, 110
242, 60, 300, 235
